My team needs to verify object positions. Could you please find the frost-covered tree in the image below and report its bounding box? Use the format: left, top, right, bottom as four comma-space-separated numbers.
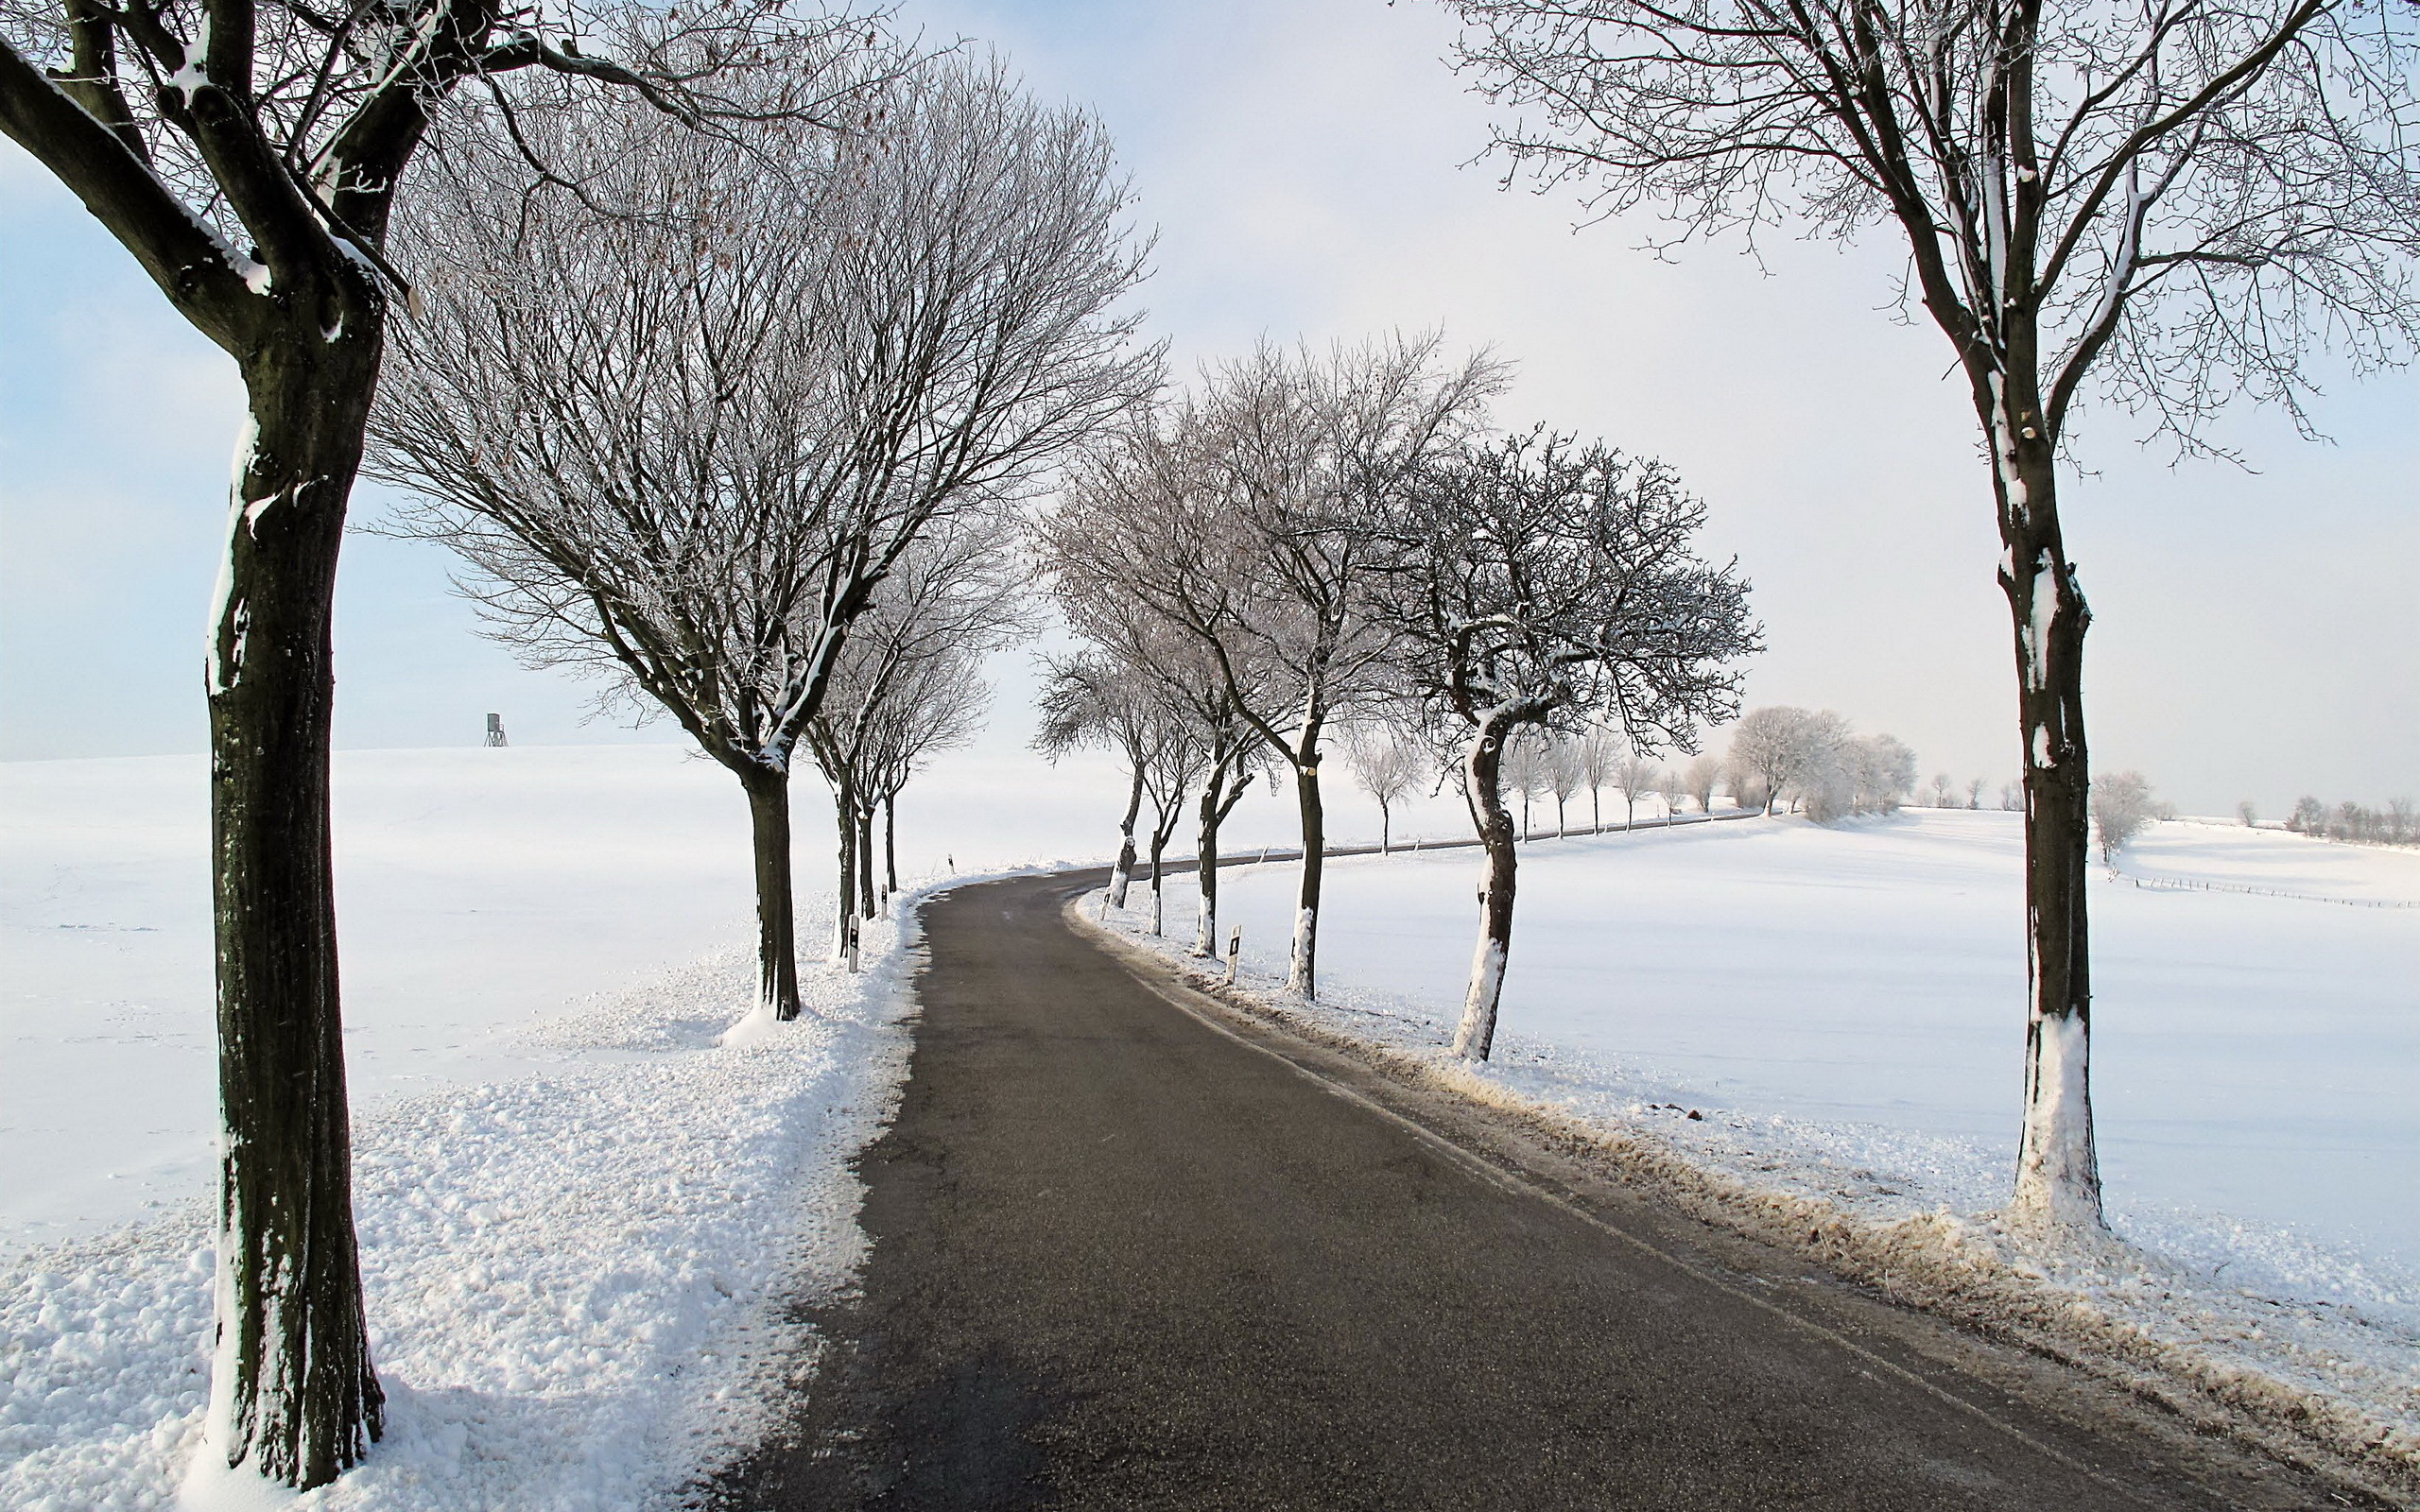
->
1048, 335, 1503, 997
1726, 706, 1845, 815
2238, 799, 2259, 828
2090, 770, 2158, 864
1043, 405, 1284, 954
1034, 655, 1160, 908
1502, 730, 1550, 837
1386, 427, 1755, 1060
1613, 748, 1655, 825
1343, 723, 1426, 853
1547, 736, 1585, 835
2288, 795, 2327, 833
1579, 726, 1619, 829
808, 516, 1028, 952
860, 646, 991, 903
1684, 753, 1720, 815
0, 0, 896, 1482
1450, 0, 2420, 1232
375, 56, 1152, 1016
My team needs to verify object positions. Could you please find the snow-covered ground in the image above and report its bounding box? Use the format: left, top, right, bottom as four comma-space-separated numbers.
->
0, 741, 1163, 1509
1161, 811, 2419, 1260
1097, 812, 2420, 1476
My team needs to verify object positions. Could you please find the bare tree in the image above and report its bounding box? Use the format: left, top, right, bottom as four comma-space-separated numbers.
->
1684, 753, 1721, 814
1579, 726, 1620, 830
2238, 799, 2259, 828
1726, 707, 1847, 815
1386, 426, 1755, 1060
1344, 723, 1426, 853
1547, 735, 1586, 835
2289, 795, 2327, 833
2091, 770, 2158, 864
1931, 773, 1960, 809
1968, 777, 1989, 810
1502, 730, 1550, 838
375, 56, 1151, 1011
808, 515, 1028, 954
0, 0, 902, 1481
1657, 765, 1690, 825
1049, 335, 1503, 997
1614, 748, 1655, 826
1034, 655, 1158, 908
863, 647, 991, 903
1450, 0, 2420, 1231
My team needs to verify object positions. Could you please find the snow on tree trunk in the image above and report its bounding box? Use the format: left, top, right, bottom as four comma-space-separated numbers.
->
1108, 766, 1142, 909
199, 346, 384, 1489
1453, 720, 1519, 1062
1992, 375, 2105, 1230
1288, 760, 1326, 997
857, 801, 876, 921
739, 766, 803, 1021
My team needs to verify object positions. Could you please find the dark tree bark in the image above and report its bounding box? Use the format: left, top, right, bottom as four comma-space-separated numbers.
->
883, 793, 899, 900
1453, 715, 1520, 1062
737, 765, 802, 1020
1990, 382, 2102, 1228
205, 320, 387, 1488
1290, 755, 1327, 997
833, 771, 858, 963
1108, 765, 1144, 908
857, 801, 877, 920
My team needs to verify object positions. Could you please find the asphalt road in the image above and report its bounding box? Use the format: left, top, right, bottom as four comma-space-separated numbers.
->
716, 868, 2369, 1511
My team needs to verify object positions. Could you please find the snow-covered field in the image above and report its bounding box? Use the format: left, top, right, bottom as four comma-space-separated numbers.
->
1098, 812, 2420, 1476
0, 742, 1139, 1509
1168, 811, 2419, 1261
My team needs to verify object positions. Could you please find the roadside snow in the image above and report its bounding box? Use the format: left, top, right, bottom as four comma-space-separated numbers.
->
1087, 812, 2420, 1485
2, 897, 922, 1512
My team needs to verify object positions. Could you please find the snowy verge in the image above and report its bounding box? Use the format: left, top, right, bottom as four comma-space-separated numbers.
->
0, 887, 934, 1512
1075, 889, 2420, 1504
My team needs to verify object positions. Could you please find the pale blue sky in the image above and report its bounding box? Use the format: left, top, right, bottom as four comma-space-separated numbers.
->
2, 0, 2413, 812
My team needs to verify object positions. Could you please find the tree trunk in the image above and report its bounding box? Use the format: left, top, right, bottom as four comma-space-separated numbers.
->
857, 800, 876, 920
203, 335, 384, 1489
1379, 799, 1391, 855
883, 793, 898, 900
833, 771, 857, 960
1195, 779, 1221, 956
1453, 717, 1519, 1061
1109, 765, 1143, 908
738, 765, 802, 1020
1590, 784, 1600, 832
1993, 383, 2104, 1230
1289, 760, 1325, 997
1149, 826, 1167, 936
1555, 795, 1565, 837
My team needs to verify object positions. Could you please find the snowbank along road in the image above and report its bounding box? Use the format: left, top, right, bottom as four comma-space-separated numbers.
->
717, 868, 2377, 1511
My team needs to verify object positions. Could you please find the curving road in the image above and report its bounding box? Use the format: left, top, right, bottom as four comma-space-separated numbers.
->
716, 868, 2372, 1511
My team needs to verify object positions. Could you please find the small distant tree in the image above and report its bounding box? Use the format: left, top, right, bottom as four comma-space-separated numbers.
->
1726, 706, 1844, 815
1502, 731, 1551, 838
1657, 766, 1688, 825
2288, 795, 2327, 833
1547, 737, 1585, 836
2090, 771, 2158, 866
2238, 800, 2259, 828
1930, 773, 1958, 809
1342, 726, 1425, 852
1579, 727, 1620, 829
1967, 778, 1987, 811
1684, 753, 1720, 815
1614, 749, 1655, 826
2388, 799, 2416, 847
2000, 782, 2024, 813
